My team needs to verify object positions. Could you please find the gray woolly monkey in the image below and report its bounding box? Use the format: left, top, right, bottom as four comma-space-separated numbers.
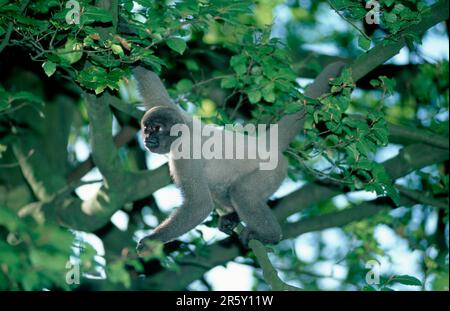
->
134, 62, 345, 254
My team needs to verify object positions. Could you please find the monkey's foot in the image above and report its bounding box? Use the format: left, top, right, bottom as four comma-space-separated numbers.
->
136, 239, 150, 257
239, 227, 281, 247
239, 228, 258, 248
218, 212, 240, 235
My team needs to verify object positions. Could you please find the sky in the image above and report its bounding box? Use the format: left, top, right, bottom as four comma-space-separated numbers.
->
73, 2, 449, 291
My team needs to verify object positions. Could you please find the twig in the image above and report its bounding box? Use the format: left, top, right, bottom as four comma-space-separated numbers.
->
248, 239, 302, 291
0, 0, 31, 53
327, 0, 371, 41
192, 74, 232, 89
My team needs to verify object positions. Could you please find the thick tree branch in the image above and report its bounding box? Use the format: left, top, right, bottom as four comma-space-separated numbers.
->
84, 91, 126, 183
383, 144, 448, 180
350, 0, 449, 82
53, 92, 171, 231
275, 143, 449, 221
283, 201, 389, 239
292, 52, 419, 90
66, 125, 139, 183
388, 123, 449, 149
396, 184, 448, 209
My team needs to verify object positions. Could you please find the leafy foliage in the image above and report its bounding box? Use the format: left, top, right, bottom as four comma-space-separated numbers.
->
0, 0, 448, 291
0, 207, 96, 290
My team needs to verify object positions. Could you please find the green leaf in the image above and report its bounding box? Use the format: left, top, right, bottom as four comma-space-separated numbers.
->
263, 92, 275, 103
185, 59, 199, 71
167, 38, 187, 54
0, 98, 10, 112
111, 44, 124, 57
0, 144, 6, 158
385, 184, 400, 206
356, 140, 370, 156
221, 76, 237, 89
42, 61, 56, 77
358, 36, 371, 50
30, 249, 68, 271
370, 79, 381, 87
362, 285, 376, 291
390, 275, 422, 286
81, 6, 113, 24
230, 55, 247, 75
57, 38, 82, 65
77, 66, 108, 93
107, 261, 131, 288
384, 12, 398, 24
0, 207, 24, 232
247, 89, 261, 104
176, 79, 193, 93
331, 85, 342, 93
261, 82, 275, 102
233, 63, 247, 75
379, 76, 396, 95
21, 273, 40, 291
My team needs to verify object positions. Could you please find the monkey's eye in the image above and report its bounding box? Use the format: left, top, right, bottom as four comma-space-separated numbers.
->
152, 125, 162, 132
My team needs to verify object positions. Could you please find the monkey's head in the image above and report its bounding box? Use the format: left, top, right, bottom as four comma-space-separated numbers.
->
141, 106, 185, 154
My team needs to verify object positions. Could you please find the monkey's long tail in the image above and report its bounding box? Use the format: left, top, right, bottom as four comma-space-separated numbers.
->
132, 66, 174, 109
276, 62, 347, 151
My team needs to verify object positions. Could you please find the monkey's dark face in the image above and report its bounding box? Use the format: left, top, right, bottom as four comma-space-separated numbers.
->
141, 107, 184, 154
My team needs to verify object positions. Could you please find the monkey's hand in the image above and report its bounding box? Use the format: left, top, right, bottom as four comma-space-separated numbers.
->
218, 212, 240, 235
136, 235, 164, 258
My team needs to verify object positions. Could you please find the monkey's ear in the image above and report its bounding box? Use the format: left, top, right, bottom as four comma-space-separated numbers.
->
132, 66, 175, 110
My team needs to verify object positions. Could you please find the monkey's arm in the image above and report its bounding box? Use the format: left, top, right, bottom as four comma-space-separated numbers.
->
137, 158, 213, 252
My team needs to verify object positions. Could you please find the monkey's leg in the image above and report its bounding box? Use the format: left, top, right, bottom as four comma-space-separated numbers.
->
218, 212, 240, 235
230, 170, 283, 246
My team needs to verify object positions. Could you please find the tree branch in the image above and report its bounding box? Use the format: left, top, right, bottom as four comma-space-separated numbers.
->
131, 142, 448, 290
66, 125, 139, 183
388, 123, 449, 150
0, 0, 31, 54
350, 0, 449, 82
66, 0, 449, 288
53, 91, 171, 231
396, 184, 448, 209
249, 239, 302, 291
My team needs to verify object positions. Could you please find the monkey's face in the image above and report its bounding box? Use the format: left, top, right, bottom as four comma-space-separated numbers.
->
141, 107, 184, 154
